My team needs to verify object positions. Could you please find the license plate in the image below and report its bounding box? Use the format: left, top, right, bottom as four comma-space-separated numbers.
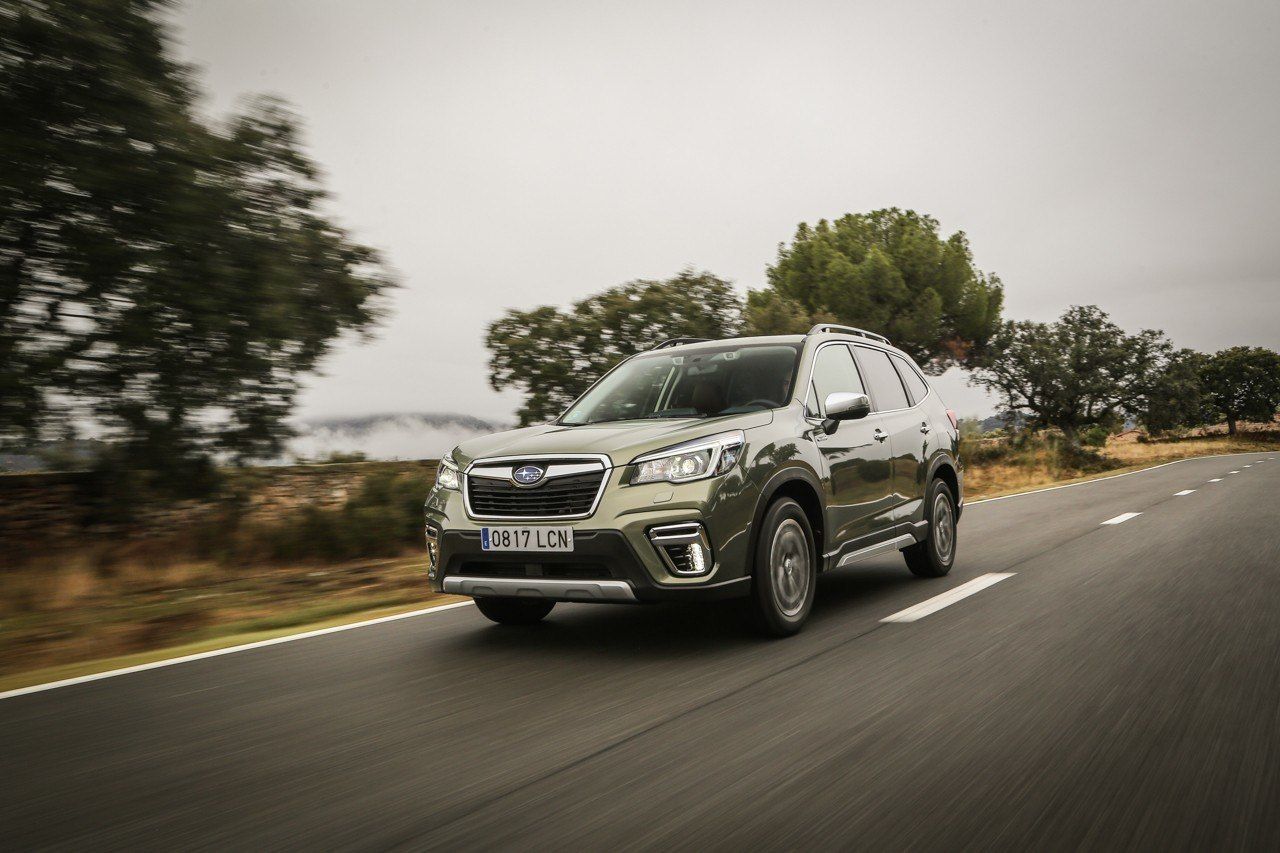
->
481, 526, 574, 552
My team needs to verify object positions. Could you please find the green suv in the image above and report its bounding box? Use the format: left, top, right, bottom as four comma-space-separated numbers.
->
425, 325, 962, 635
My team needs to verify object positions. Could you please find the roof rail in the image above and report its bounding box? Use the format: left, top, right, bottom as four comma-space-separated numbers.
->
648, 337, 710, 351
806, 323, 890, 344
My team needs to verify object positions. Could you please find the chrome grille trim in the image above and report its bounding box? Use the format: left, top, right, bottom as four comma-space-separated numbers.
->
463, 453, 612, 521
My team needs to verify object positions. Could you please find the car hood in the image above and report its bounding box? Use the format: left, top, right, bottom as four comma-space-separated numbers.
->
451, 410, 774, 468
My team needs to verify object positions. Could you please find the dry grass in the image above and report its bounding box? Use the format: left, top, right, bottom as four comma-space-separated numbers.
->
0, 551, 453, 679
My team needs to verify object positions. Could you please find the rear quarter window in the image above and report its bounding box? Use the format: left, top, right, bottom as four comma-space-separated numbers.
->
891, 354, 931, 404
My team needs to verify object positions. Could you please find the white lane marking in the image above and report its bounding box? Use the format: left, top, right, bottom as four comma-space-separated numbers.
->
967, 451, 1267, 506
1244, 465, 1252, 468
882, 573, 1015, 623
1174, 490, 1196, 496
1209, 478, 1223, 482
1229, 471, 1240, 474
1101, 512, 1142, 525
0, 600, 475, 701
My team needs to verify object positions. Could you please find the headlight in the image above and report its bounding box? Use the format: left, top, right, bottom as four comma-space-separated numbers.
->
630, 431, 744, 485
436, 453, 462, 491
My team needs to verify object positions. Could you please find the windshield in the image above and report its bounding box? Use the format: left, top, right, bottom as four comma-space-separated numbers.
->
560, 343, 801, 425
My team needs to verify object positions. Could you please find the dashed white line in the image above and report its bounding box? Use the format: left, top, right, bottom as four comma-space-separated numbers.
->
1209, 478, 1223, 483
1101, 512, 1142, 525
881, 573, 1016, 623
1174, 490, 1196, 496
1243, 465, 1252, 468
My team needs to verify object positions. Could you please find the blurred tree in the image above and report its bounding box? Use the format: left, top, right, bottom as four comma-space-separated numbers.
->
748, 209, 1004, 372
0, 0, 393, 487
1199, 347, 1280, 435
486, 270, 741, 425
970, 306, 1170, 447
1132, 348, 1212, 435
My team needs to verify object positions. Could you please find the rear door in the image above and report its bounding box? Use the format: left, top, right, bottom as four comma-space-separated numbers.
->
853, 346, 924, 522
805, 343, 894, 547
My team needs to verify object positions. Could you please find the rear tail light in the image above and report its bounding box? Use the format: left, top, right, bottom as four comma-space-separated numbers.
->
946, 409, 958, 431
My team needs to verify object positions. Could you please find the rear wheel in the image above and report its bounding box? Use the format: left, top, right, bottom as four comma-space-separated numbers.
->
903, 479, 957, 578
474, 596, 555, 625
749, 498, 817, 636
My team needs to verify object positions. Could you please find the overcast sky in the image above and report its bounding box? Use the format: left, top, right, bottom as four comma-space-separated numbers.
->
174, 0, 1280, 421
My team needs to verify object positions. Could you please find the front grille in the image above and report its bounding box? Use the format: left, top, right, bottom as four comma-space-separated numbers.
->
467, 471, 605, 518
457, 561, 612, 580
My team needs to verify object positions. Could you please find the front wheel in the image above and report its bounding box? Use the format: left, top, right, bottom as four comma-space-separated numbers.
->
902, 479, 957, 578
474, 596, 555, 625
749, 498, 817, 637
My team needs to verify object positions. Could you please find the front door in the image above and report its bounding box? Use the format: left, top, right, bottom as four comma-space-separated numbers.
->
805, 343, 894, 548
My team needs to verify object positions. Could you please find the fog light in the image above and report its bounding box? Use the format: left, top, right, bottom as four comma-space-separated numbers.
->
647, 522, 714, 576
425, 523, 440, 578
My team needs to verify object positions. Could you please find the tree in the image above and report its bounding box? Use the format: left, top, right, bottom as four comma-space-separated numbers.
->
1199, 347, 1280, 435
750, 209, 1003, 372
0, 0, 393, 485
1133, 348, 1211, 435
970, 306, 1169, 447
486, 270, 741, 425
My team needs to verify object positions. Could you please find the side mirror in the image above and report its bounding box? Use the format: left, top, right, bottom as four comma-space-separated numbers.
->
821, 392, 871, 434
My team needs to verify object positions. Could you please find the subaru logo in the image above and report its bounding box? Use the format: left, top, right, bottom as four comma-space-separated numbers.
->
512, 464, 545, 485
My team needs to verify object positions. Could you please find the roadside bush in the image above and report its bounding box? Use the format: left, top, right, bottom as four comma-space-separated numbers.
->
1081, 425, 1110, 448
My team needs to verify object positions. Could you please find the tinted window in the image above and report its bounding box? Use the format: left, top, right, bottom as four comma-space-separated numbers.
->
892, 354, 930, 404
806, 344, 865, 415
856, 347, 910, 411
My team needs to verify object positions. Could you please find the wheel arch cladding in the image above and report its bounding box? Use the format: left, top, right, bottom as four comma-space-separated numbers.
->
752, 470, 825, 566
932, 459, 959, 506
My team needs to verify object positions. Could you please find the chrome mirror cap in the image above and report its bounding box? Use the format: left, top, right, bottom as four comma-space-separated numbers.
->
824, 392, 871, 421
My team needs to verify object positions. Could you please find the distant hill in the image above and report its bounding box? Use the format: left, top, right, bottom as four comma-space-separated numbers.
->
289, 412, 511, 462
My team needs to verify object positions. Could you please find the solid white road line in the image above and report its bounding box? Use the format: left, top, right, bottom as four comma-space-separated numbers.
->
1174, 490, 1196, 496
1101, 512, 1142, 525
0, 600, 475, 701
882, 573, 1016, 623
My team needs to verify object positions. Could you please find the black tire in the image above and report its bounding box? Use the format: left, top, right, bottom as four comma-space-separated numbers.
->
903, 479, 957, 578
749, 498, 818, 637
474, 596, 555, 625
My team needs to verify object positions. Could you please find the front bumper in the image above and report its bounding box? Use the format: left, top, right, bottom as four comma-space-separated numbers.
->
429, 527, 750, 603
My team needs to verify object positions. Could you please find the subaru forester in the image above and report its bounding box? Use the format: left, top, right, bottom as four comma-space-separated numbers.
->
425, 324, 962, 636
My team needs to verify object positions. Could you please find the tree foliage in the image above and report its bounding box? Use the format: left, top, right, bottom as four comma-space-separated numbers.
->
970, 306, 1170, 446
1132, 348, 1211, 435
1199, 347, 1280, 434
750, 209, 1003, 372
0, 0, 393, 484
486, 270, 741, 425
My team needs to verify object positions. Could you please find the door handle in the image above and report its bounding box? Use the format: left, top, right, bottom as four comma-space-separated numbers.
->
920, 422, 931, 434
874, 429, 888, 442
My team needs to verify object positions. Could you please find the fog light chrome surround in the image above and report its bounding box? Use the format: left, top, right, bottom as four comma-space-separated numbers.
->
647, 522, 714, 577
425, 522, 441, 578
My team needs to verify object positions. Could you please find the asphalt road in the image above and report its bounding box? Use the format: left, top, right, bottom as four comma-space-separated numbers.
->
4, 453, 1280, 851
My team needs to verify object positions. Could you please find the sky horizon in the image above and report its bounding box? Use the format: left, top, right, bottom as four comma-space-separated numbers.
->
175, 0, 1280, 422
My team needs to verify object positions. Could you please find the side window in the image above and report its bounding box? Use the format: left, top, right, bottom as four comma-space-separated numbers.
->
856, 347, 910, 411
806, 345, 865, 415
891, 354, 930, 405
